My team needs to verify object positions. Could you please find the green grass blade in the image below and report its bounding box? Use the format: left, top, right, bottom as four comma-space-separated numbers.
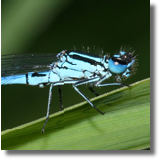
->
1, 78, 150, 150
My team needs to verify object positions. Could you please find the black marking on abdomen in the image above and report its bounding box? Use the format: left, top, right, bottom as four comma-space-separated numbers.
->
26, 74, 29, 84
32, 73, 46, 77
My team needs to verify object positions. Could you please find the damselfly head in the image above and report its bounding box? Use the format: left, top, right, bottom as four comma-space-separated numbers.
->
108, 48, 138, 78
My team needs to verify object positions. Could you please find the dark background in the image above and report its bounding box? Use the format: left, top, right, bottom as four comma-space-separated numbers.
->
1, 0, 150, 131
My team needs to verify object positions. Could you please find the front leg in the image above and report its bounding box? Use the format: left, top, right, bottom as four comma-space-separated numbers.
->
94, 75, 130, 88
97, 82, 129, 87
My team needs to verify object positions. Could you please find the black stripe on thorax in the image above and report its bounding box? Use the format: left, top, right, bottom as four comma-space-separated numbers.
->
66, 50, 101, 58
69, 54, 98, 66
63, 50, 108, 69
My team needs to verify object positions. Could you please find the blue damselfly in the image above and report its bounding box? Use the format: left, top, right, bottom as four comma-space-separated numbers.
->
1, 47, 138, 133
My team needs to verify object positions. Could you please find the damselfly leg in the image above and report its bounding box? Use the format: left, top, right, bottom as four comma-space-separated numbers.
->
73, 85, 104, 115
42, 83, 53, 133
89, 86, 99, 96
73, 78, 105, 115
58, 85, 63, 110
97, 83, 130, 87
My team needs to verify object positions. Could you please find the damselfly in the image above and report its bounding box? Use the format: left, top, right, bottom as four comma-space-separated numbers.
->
1, 47, 138, 133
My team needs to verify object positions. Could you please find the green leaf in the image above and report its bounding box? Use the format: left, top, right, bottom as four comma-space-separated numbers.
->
1, 78, 150, 150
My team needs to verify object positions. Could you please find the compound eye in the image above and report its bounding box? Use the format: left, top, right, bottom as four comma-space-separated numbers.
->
108, 58, 127, 74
